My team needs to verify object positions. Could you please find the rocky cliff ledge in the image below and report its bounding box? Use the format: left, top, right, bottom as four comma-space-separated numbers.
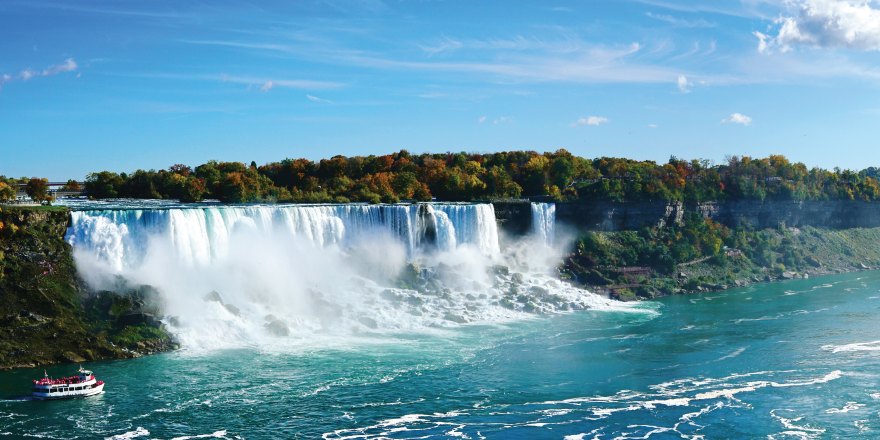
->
0, 206, 177, 370
491, 202, 532, 236
557, 200, 880, 231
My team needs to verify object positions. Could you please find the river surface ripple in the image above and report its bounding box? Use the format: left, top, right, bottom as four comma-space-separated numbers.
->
3, 271, 880, 439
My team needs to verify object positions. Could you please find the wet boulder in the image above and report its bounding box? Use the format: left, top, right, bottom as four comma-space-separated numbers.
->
511, 273, 524, 284
265, 319, 290, 337
223, 304, 240, 316
60, 352, 86, 363
443, 313, 467, 324
380, 289, 403, 302
358, 316, 378, 329
118, 311, 160, 328
204, 291, 224, 304
529, 286, 548, 297
491, 265, 509, 276
401, 262, 420, 284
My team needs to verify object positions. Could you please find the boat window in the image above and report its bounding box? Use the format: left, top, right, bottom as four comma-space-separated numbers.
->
32, 388, 41, 393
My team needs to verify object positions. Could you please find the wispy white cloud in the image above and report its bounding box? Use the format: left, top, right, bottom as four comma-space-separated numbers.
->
417, 36, 462, 55
307, 94, 334, 103
570, 116, 610, 127
478, 116, 487, 123
188, 35, 688, 85
0, 58, 78, 91
646, 12, 716, 27
123, 72, 345, 89
260, 81, 276, 91
630, 0, 752, 18
756, 0, 880, 53
720, 113, 752, 125
669, 41, 703, 60
648, 124, 658, 127
678, 75, 692, 92
416, 92, 445, 98
494, 116, 512, 123
42, 58, 77, 76
340, 42, 689, 84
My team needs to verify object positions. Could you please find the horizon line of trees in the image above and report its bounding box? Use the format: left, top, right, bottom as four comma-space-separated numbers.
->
4, 151, 880, 204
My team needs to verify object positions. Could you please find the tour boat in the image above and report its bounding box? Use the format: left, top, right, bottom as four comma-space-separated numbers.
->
31, 366, 105, 400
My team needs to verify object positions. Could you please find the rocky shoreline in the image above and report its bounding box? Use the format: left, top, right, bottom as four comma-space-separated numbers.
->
652, 263, 879, 299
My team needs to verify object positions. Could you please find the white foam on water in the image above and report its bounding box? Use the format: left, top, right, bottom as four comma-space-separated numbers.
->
715, 346, 747, 362
693, 386, 756, 400
169, 431, 229, 440
105, 427, 149, 440
825, 402, 865, 414
320, 368, 846, 440
823, 340, 880, 353
769, 409, 826, 439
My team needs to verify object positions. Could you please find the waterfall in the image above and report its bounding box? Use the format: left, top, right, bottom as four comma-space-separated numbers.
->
531, 203, 556, 246
66, 203, 502, 270
60, 201, 624, 346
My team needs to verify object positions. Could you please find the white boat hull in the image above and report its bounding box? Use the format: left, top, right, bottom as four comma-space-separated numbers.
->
32, 383, 104, 400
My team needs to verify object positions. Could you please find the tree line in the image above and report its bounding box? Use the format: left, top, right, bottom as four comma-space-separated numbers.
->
0, 177, 82, 203
4, 151, 880, 204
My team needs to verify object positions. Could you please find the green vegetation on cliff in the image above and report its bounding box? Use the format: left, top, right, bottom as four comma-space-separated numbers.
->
563, 213, 880, 300
0, 206, 176, 370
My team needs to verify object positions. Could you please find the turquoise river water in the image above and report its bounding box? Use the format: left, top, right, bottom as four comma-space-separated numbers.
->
2, 270, 880, 439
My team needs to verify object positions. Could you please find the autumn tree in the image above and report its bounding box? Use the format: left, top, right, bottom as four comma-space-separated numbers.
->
0, 182, 15, 201
26, 177, 50, 202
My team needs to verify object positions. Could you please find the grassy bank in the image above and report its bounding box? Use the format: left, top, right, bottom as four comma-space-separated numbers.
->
562, 213, 880, 300
0, 206, 177, 370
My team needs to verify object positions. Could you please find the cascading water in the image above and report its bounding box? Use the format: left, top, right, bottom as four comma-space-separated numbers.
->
64, 202, 620, 349
531, 202, 556, 246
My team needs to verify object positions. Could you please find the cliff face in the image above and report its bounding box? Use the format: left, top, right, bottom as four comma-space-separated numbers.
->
492, 202, 532, 236
557, 200, 880, 231
0, 206, 175, 370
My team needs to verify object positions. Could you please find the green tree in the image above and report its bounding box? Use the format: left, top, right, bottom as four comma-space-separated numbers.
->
85, 171, 125, 199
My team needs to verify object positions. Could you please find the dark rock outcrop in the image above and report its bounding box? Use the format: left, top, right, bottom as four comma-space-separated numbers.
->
492, 202, 532, 236
118, 311, 160, 328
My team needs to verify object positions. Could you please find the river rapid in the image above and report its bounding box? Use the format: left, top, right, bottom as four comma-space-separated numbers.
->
2, 202, 880, 439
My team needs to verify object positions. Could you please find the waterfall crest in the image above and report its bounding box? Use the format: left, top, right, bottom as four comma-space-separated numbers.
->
67, 204, 502, 270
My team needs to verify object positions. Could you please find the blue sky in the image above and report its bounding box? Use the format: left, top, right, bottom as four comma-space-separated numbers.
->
2, 0, 880, 180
